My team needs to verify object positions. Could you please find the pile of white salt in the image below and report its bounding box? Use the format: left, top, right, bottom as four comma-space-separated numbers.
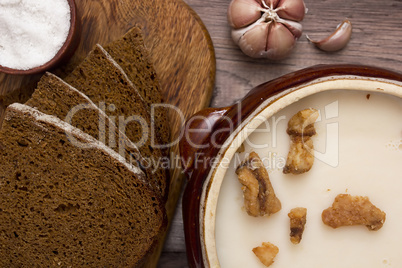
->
0, 0, 71, 70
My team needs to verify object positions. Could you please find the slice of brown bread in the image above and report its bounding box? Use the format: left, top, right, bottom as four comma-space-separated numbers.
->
103, 27, 170, 151
25, 72, 164, 197
0, 103, 167, 267
64, 44, 168, 200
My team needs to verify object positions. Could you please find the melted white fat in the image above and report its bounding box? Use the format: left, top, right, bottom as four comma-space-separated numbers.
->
215, 90, 402, 268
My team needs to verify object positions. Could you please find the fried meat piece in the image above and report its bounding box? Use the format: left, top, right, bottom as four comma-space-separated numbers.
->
236, 152, 282, 217
322, 194, 386, 231
288, 207, 307, 244
283, 108, 318, 175
252, 242, 279, 267
283, 136, 314, 174
286, 108, 319, 136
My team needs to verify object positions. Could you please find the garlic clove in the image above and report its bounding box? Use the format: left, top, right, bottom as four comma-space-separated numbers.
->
277, 17, 302, 39
276, 0, 306, 21
228, 0, 262, 29
231, 17, 264, 44
266, 22, 295, 60
263, 0, 280, 9
307, 19, 352, 52
237, 23, 270, 58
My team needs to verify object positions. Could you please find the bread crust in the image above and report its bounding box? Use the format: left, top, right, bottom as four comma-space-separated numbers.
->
0, 104, 167, 267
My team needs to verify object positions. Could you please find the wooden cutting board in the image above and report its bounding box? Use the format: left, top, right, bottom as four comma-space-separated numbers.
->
0, 0, 215, 266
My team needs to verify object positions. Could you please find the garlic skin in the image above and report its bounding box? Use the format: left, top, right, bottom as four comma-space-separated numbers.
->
227, 0, 261, 29
228, 0, 306, 60
307, 19, 352, 52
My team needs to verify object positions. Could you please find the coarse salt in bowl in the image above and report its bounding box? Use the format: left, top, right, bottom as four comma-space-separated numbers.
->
0, 0, 79, 75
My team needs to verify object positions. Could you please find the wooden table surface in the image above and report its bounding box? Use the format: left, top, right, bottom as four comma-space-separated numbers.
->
159, 0, 402, 267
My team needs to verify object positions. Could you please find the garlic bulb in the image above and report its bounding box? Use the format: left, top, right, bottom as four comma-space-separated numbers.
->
228, 0, 306, 60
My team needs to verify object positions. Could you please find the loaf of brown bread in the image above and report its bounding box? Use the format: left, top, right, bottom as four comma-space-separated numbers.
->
0, 103, 167, 267
64, 44, 168, 200
103, 27, 170, 151
25, 72, 164, 196
26, 73, 135, 157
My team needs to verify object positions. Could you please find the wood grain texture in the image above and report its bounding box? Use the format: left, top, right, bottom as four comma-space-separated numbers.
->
183, 0, 402, 107
0, 0, 215, 267
161, 0, 402, 266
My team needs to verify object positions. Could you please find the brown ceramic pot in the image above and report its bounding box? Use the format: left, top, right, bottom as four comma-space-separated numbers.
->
180, 64, 402, 268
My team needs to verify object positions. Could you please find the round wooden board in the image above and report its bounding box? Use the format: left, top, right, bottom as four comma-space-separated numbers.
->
0, 0, 215, 266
